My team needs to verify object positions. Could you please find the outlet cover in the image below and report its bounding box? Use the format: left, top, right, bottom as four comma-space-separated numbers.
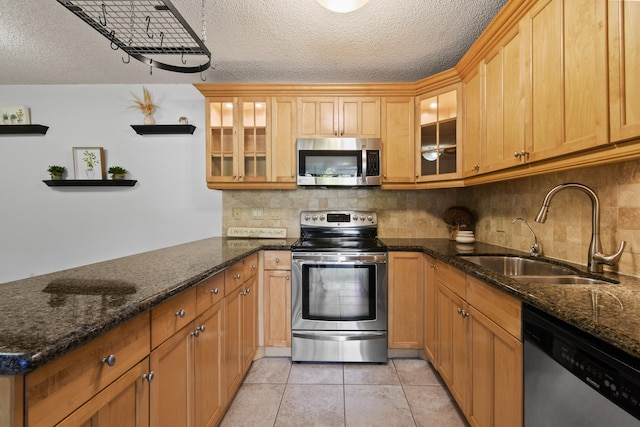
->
496, 216, 505, 232
270, 208, 281, 219
252, 207, 263, 219
232, 208, 241, 220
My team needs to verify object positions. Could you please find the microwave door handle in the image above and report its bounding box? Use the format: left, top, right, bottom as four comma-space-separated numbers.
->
361, 143, 367, 184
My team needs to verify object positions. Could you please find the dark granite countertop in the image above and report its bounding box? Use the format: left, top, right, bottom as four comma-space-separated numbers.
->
1, 236, 638, 375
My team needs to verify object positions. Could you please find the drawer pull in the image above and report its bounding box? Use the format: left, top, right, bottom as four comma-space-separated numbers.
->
192, 329, 200, 337
234, 274, 241, 280
197, 325, 205, 333
245, 288, 250, 294
176, 309, 186, 318
142, 372, 155, 382
250, 264, 257, 270
211, 288, 219, 294
275, 258, 280, 263
101, 354, 116, 367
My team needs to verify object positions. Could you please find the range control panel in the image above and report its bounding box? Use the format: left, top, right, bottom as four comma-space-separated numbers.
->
300, 211, 377, 227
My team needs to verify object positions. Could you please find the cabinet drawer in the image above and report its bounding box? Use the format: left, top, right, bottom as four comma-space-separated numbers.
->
264, 251, 291, 270
225, 261, 245, 295
466, 275, 521, 339
436, 260, 466, 298
26, 313, 150, 427
243, 253, 259, 278
196, 272, 224, 316
151, 287, 197, 348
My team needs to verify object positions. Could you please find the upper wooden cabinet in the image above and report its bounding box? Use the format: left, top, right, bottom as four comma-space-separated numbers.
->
416, 85, 462, 182
462, 66, 483, 178
522, 0, 609, 162
206, 97, 270, 185
298, 96, 380, 138
381, 96, 415, 184
271, 97, 298, 184
609, 0, 640, 143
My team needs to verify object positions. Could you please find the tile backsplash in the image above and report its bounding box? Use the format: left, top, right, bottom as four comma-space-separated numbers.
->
223, 158, 640, 277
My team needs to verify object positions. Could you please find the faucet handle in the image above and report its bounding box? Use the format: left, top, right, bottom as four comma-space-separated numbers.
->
593, 241, 627, 266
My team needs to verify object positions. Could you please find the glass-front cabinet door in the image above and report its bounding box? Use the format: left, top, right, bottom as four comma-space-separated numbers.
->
206, 97, 270, 184
416, 87, 462, 182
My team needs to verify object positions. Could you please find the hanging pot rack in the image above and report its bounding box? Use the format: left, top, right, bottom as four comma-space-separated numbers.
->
57, 0, 212, 76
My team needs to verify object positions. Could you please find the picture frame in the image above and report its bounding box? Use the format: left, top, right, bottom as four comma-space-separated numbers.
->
73, 147, 105, 180
1, 105, 30, 125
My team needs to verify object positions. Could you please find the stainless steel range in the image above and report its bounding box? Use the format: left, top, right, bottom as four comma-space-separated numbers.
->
291, 210, 388, 363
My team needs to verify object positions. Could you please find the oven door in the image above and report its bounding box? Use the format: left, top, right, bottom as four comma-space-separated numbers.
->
291, 252, 387, 332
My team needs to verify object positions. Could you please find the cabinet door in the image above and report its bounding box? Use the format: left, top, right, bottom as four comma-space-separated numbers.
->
609, 0, 640, 142
483, 25, 526, 174
194, 301, 225, 427
207, 97, 237, 183
223, 286, 243, 400
381, 96, 415, 184
339, 97, 381, 137
423, 255, 437, 363
524, 0, 608, 161
462, 66, 483, 177
238, 97, 269, 183
416, 86, 462, 182
436, 283, 470, 414
241, 277, 258, 374
264, 269, 292, 347
271, 97, 297, 183
298, 97, 338, 137
388, 252, 424, 349
468, 307, 523, 427
57, 358, 149, 427
150, 324, 194, 427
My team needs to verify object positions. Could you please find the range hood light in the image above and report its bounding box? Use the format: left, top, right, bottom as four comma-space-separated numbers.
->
317, 0, 369, 13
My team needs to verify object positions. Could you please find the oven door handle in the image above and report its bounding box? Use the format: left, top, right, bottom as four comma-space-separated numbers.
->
292, 331, 387, 341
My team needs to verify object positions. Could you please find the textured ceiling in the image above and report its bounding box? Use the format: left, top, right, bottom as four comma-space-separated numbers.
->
0, 0, 508, 84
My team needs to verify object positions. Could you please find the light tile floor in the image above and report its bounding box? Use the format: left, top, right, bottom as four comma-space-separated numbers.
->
220, 358, 469, 427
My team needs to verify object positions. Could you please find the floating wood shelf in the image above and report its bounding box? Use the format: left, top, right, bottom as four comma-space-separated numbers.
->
130, 124, 196, 135
43, 180, 137, 187
0, 125, 49, 135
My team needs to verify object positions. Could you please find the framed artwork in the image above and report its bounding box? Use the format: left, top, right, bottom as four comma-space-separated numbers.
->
73, 147, 105, 180
1, 106, 30, 125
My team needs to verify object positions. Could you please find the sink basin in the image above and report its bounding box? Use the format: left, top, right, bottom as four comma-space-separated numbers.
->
461, 255, 578, 276
516, 275, 616, 285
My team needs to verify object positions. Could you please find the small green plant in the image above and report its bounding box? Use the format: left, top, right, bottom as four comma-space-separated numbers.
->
47, 165, 66, 179
1, 113, 8, 120
108, 166, 128, 175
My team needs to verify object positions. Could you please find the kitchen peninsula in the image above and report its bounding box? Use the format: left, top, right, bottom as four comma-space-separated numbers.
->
1, 237, 640, 426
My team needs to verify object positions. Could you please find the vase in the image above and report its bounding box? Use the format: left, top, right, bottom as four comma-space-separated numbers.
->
112, 173, 126, 180
85, 167, 95, 178
50, 173, 63, 180
144, 114, 156, 125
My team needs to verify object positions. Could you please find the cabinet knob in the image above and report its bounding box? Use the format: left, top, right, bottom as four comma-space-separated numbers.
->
457, 308, 463, 315
142, 372, 155, 382
430, 264, 437, 269
245, 288, 251, 294
101, 354, 116, 367
234, 274, 241, 280
334, 130, 338, 136
176, 309, 186, 318
211, 288, 219, 294
192, 329, 200, 337
275, 258, 280, 263
474, 165, 480, 171
197, 325, 205, 333
240, 290, 246, 296
383, 175, 387, 179
250, 264, 257, 270
286, 276, 290, 281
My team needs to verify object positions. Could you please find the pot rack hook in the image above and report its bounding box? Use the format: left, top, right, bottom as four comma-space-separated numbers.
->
200, 69, 206, 81
145, 16, 153, 38
109, 31, 119, 51
159, 32, 164, 48
181, 51, 186, 65
149, 59, 153, 76
122, 39, 132, 63
99, 3, 107, 26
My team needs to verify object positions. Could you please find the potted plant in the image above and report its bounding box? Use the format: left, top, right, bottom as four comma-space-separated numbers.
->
130, 87, 157, 124
108, 166, 128, 180
47, 165, 66, 180
1, 113, 8, 124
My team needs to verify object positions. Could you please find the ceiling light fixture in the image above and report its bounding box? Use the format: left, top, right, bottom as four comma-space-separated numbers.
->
317, 0, 369, 13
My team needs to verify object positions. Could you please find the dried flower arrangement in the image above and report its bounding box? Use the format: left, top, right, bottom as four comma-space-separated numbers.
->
130, 87, 157, 116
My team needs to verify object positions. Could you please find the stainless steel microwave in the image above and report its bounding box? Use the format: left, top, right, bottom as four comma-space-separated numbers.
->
296, 138, 382, 187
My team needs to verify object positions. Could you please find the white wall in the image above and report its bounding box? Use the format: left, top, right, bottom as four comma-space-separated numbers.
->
0, 84, 222, 283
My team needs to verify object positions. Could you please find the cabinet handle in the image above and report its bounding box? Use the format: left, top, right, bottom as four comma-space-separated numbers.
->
211, 288, 219, 294
234, 274, 241, 280
101, 354, 116, 367
250, 264, 257, 270
240, 290, 246, 296
192, 329, 200, 337
383, 174, 387, 179
245, 288, 250, 294
514, 152, 522, 158
334, 130, 338, 136
340, 130, 344, 136
142, 372, 155, 382
457, 308, 463, 315
431, 264, 438, 269
416, 175, 419, 179
275, 258, 280, 263
176, 309, 186, 318
197, 325, 205, 333
286, 276, 290, 281
474, 164, 480, 171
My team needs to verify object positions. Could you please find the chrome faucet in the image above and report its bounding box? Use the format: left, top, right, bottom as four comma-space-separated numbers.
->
535, 183, 626, 273
512, 217, 541, 257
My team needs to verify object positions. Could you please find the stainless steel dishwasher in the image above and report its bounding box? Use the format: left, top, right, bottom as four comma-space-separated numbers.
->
523, 304, 640, 426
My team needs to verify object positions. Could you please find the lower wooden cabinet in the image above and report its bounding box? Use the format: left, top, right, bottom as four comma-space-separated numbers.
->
388, 252, 424, 349
423, 255, 437, 362
241, 278, 258, 374
58, 359, 150, 427
263, 251, 292, 347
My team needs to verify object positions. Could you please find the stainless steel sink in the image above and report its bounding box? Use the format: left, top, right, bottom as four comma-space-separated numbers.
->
462, 255, 578, 276
516, 275, 616, 285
